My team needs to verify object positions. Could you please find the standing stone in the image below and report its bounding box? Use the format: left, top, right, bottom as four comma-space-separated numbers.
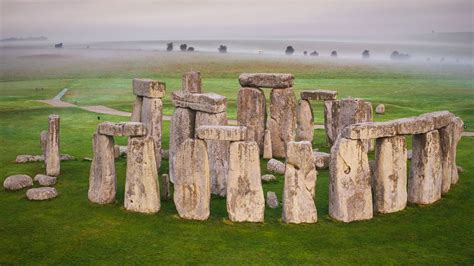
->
162, 174, 171, 200
450, 117, 464, 185
227, 141, 265, 222
195, 111, 229, 197
329, 137, 373, 222
125, 136, 160, 213
131, 96, 143, 122
169, 107, 196, 183
45, 114, 60, 176
282, 141, 317, 224
141, 97, 163, 171
268, 88, 297, 157
439, 124, 454, 194
266, 191, 279, 209
40, 130, 48, 156
182, 71, 202, 93
408, 130, 442, 205
237, 87, 266, 153
88, 134, 116, 204
296, 99, 314, 142
373, 136, 407, 213
173, 139, 210, 220
263, 129, 272, 159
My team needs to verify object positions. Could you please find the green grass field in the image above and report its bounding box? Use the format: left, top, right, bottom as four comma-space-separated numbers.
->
0, 51, 473, 264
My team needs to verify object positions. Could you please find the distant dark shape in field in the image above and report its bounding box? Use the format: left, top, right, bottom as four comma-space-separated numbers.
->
187, 47, 195, 52
180, 44, 187, 51
390, 51, 410, 60
86, 46, 90, 49
97, 116, 100, 120
285, 46, 295, 55
362, 50, 370, 59
310, 51, 319, 56
303, 51, 308, 56
426, 57, 431, 62
440, 57, 445, 62
167, 42, 173, 52
331, 51, 337, 57
54, 43, 63, 48
218, 45, 227, 53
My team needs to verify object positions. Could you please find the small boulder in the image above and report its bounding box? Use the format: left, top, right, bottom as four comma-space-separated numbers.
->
375, 104, 385, 114
457, 166, 464, 173
261, 174, 276, 182
266, 192, 279, 209
34, 174, 57, 186
26, 187, 58, 200
267, 159, 285, 174
407, 150, 413, 160
161, 149, 169, 160
3, 175, 33, 191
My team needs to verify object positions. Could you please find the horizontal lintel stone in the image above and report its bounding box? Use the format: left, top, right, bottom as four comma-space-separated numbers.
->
133, 78, 166, 98
300, 90, 338, 101
342, 122, 397, 139
97, 122, 147, 137
172, 91, 227, 113
196, 125, 247, 141
238, 73, 294, 88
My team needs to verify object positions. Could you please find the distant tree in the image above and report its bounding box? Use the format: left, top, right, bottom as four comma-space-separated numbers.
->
218, 45, 227, 53
285, 46, 295, 55
54, 43, 63, 48
362, 50, 370, 58
310, 51, 319, 56
390, 51, 400, 59
331, 50, 337, 57
391, 51, 410, 60
303, 51, 308, 56
166, 42, 173, 52
187, 46, 195, 52
180, 44, 187, 51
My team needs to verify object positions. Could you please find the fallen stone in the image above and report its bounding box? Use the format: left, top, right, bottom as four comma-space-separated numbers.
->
88, 133, 116, 204
227, 141, 265, 222
3, 174, 33, 191
196, 125, 247, 141
141, 97, 163, 171
162, 173, 171, 200
160, 149, 169, 160
342, 122, 397, 139
34, 174, 57, 186
329, 137, 373, 222
300, 90, 338, 101
451, 117, 464, 185
263, 129, 272, 159
457, 166, 464, 173
169, 107, 196, 183
133, 78, 166, 98
296, 99, 314, 142
237, 87, 266, 153
238, 73, 294, 88
130, 96, 143, 122
267, 159, 285, 174
26, 187, 58, 200
282, 141, 317, 224
268, 87, 297, 157
97, 122, 147, 137
83, 157, 93, 162
173, 139, 210, 220
375, 104, 385, 114
16, 154, 75, 164
45, 114, 60, 177
172, 91, 227, 114
266, 191, 279, 209
60, 154, 75, 161
261, 174, 276, 182
182, 71, 202, 93
313, 151, 330, 170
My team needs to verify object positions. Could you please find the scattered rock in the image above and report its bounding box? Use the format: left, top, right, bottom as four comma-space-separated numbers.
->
26, 187, 58, 200
261, 174, 276, 182
34, 174, 57, 186
266, 191, 279, 209
3, 174, 33, 191
313, 151, 330, 169
267, 159, 285, 174
375, 104, 385, 114
16, 154, 75, 163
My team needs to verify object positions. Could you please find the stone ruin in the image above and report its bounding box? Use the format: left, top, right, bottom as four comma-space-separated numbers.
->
44, 114, 61, 176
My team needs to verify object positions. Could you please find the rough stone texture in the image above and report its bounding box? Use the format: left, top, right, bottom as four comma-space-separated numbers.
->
408, 130, 442, 205
261, 174, 276, 182
40, 130, 48, 156
133, 78, 166, 98
169, 107, 196, 183
266, 191, 279, 209
162, 174, 171, 200
238, 73, 294, 89
300, 90, 338, 101
196, 125, 247, 141
342, 122, 396, 140
160, 149, 169, 160
373, 136, 407, 213
98, 122, 147, 137
237, 87, 266, 153
268, 87, 297, 157
3, 175, 33, 191
45, 114, 60, 177
267, 159, 285, 174
141, 97, 163, 171
439, 124, 454, 194
114, 145, 120, 159
451, 117, 464, 185
172, 91, 227, 114
282, 141, 317, 224
195, 111, 229, 197
375, 104, 385, 114
263, 129, 272, 159
173, 139, 210, 220
227, 141, 265, 222
313, 151, 330, 170
131, 96, 143, 122
182, 71, 202, 93
393, 111, 454, 135
26, 187, 58, 200
125, 136, 160, 213
88, 133, 116, 204
329, 137, 373, 222
296, 99, 314, 142
16, 155, 44, 163
34, 174, 57, 186
407, 150, 413, 160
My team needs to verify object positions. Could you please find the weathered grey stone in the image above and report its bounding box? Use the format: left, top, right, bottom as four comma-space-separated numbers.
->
40, 130, 48, 156
451, 117, 464, 185
268, 87, 297, 157
196, 125, 247, 141
173, 139, 210, 220
329, 137, 373, 222
195, 111, 229, 197
439, 124, 454, 194
267, 191, 279, 209
407, 150, 413, 160
393, 111, 454, 135
408, 130, 442, 205
34, 174, 57, 186
237, 87, 266, 153
373, 136, 407, 213
16, 154, 75, 163
342, 122, 397, 139
300, 90, 338, 101
97, 122, 147, 137
296, 99, 314, 142
238, 73, 294, 88
26, 187, 58, 200
182, 71, 202, 93
263, 129, 272, 159
114, 145, 120, 159
3, 175, 33, 191
162, 174, 171, 200
261, 174, 276, 182
282, 141, 317, 224
375, 104, 385, 114
169, 107, 196, 183
267, 159, 285, 174
133, 78, 166, 98
88, 133, 116, 204
141, 97, 163, 171
172, 91, 227, 113
313, 151, 330, 170
457, 166, 464, 174
45, 114, 60, 177
125, 136, 160, 213
227, 141, 265, 222
131, 96, 143, 122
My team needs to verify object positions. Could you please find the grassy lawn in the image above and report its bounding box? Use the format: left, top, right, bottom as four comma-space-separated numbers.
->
0, 52, 473, 264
